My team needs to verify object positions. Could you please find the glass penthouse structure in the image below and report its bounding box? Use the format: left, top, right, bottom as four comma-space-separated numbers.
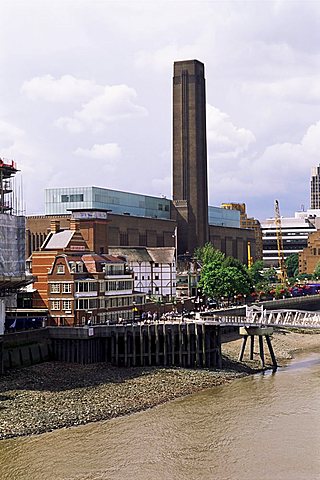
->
45, 187, 171, 219
45, 187, 240, 228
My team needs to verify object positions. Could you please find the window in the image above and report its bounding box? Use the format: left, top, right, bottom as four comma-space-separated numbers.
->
62, 283, 72, 293
76, 282, 98, 293
51, 300, 60, 310
164, 205, 169, 212
63, 300, 72, 310
76, 262, 83, 273
154, 263, 159, 268
61, 194, 84, 203
155, 275, 159, 280
158, 204, 163, 211
57, 264, 65, 274
155, 287, 159, 292
69, 262, 76, 273
50, 283, 60, 293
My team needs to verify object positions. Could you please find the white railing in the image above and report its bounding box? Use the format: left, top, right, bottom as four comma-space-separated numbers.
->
199, 308, 320, 329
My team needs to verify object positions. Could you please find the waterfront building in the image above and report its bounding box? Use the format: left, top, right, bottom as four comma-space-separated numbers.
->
31, 220, 144, 326
108, 247, 176, 301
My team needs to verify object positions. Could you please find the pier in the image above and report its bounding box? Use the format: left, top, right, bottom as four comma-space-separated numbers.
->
49, 322, 222, 368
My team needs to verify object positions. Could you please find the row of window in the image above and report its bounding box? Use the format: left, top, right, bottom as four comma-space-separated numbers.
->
61, 194, 84, 203
52, 300, 72, 310
106, 280, 133, 291
57, 263, 126, 275
50, 283, 72, 293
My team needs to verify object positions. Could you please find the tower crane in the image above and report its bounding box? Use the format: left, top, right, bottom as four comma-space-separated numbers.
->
274, 200, 288, 285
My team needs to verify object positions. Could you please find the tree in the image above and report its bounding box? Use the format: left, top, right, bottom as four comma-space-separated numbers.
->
198, 256, 253, 304
249, 260, 264, 284
194, 243, 225, 267
285, 253, 299, 278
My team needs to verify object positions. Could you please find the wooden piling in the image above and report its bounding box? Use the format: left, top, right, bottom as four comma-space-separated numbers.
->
162, 323, 168, 366
148, 324, 152, 366
155, 324, 159, 365
132, 324, 136, 366
171, 325, 175, 365
195, 324, 200, 367
187, 323, 191, 367
178, 323, 183, 366
124, 328, 128, 367
202, 323, 206, 367
140, 325, 144, 366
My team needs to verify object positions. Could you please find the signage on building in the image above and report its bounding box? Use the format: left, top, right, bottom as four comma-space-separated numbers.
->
73, 211, 108, 220
70, 245, 86, 251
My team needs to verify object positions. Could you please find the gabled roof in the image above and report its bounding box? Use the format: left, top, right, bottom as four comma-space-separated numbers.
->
108, 247, 152, 263
109, 246, 175, 264
147, 247, 175, 264
81, 253, 126, 273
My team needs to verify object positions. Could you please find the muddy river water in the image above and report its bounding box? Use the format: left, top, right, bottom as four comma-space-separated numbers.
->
0, 351, 319, 480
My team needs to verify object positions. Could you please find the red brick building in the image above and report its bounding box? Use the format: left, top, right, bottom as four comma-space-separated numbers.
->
31, 220, 144, 326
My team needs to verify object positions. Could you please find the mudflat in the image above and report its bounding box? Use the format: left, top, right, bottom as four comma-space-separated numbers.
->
0, 330, 319, 440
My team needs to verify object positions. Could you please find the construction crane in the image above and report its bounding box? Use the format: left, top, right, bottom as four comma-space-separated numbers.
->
274, 199, 288, 285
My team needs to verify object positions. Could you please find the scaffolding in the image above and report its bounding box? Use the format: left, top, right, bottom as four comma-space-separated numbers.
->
0, 158, 27, 279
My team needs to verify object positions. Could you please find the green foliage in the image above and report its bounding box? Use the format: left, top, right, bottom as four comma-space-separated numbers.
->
197, 249, 253, 303
194, 243, 225, 266
285, 253, 299, 278
249, 260, 264, 284
262, 267, 278, 283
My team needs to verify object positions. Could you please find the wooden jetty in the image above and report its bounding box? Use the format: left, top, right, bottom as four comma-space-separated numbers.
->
48, 322, 222, 368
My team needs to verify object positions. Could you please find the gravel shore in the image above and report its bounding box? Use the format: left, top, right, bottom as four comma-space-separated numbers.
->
0, 330, 319, 440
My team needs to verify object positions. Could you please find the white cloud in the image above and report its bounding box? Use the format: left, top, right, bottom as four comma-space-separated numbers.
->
210, 120, 320, 212
245, 76, 320, 104
74, 143, 121, 160
21, 75, 101, 102
207, 105, 255, 161
56, 84, 148, 133
0, 120, 25, 149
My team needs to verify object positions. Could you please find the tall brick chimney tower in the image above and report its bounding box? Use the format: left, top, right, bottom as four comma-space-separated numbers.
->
172, 59, 209, 255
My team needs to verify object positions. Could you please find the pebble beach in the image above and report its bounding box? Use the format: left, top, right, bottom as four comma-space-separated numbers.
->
0, 330, 319, 440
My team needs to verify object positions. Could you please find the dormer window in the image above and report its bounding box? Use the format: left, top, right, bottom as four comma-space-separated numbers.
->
76, 262, 83, 273
57, 264, 65, 274
69, 262, 76, 273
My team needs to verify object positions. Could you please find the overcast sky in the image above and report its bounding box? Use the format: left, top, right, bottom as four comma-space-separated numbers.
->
1, 0, 320, 220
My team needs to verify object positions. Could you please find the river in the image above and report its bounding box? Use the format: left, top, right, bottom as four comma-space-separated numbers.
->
0, 351, 319, 480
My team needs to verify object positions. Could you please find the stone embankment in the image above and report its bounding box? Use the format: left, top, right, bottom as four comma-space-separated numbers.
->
0, 330, 319, 440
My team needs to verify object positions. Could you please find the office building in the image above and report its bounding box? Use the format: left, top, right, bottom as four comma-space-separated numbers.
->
261, 213, 316, 267
310, 164, 320, 209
